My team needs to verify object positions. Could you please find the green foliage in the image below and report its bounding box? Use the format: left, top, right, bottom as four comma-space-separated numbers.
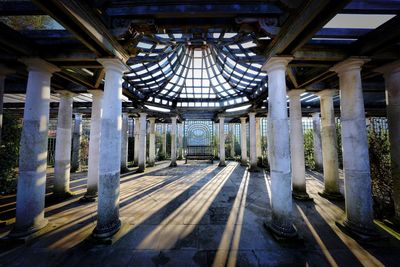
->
303, 129, 316, 170
368, 128, 394, 219
0, 115, 22, 195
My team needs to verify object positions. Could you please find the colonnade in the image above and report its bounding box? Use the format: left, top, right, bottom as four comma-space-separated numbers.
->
6, 56, 399, 241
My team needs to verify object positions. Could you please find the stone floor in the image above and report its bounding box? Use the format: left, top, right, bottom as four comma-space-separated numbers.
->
0, 161, 399, 267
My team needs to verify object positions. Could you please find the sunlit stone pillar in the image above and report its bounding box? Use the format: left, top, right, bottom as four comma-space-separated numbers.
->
312, 112, 323, 171
81, 90, 103, 202
148, 117, 156, 167
133, 117, 139, 166
218, 116, 226, 167
138, 112, 147, 173
178, 123, 183, 159
162, 123, 167, 157
214, 122, 219, 158
0, 66, 14, 144
256, 117, 262, 158
378, 63, 400, 224
120, 113, 129, 172
92, 58, 126, 239
53, 91, 74, 198
70, 113, 82, 172
249, 112, 258, 171
317, 89, 343, 200
170, 116, 177, 167
331, 58, 374, 235
11, 59, 59, 237
240, 117, 248, 166
229, 124, 235, 157
288, 89, 311, 200
263, 56, 297, 238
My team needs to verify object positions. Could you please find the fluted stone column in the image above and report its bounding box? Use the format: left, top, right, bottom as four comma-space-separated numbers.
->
240, 117, 248, 166
263, 56, 297, 238
138, 112, 147, 172
54, 91, 74, 198
92, 58, 126, 239
133, 118, 139, 166
317, 90, 343, 200
218, 116, 226, 167
229, 124, 235, 158
120, 113, 129, 172
256, 117, 262, 158
81, 90, 103, 202
377, 63, 400, 224
312, 113, 323, 171
178, 123, 183, 159
331, 58, 374, 235
0, 67, 14, 144
170, 116, 177, 167
288, 89, 311, 200
70, 113, 82, 172
162, 123, 167, 157
148, 118, 156, 167
11, 59, 60, 237
249, 112, 258, 171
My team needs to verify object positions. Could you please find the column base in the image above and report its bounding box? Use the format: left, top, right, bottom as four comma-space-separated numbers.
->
292, 191, 313, 201
147, 162, 155, 167
240, 160, 248, 167
79, 194, 97, 203
318, 191, 344, 201
51, 190, 75, 202
264, 221, 299, 242
8, 218, 49, 239
136, 168, 145, 173
218, 161, 226, 167
248, 166, 259, 172
169, 161, 177, 167
120, 166, 130, 174
336, 219, 380, 241
92, 219, 121, 240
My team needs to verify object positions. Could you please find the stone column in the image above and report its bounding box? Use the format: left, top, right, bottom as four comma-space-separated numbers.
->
378, 63, 400, 224
11, 59, 59, 237
120, 113, 129, 172
138, 112, 147, 172
133, 117, 139, 166
218, 116, 226, 167
178, 123, 183, 159
240, 117, 248, 166
249, 112, 258, 171
288, 90, 311, 200
0, 66, 14, 144
70, 113, 82, 172
256, 117, 262, 158
162, 123, 167, 157
262, 56, 297, 238
81, 90, 103, 202
317, 90, 343, 200
92, 58, 126, 239
148, 118, 156, 167
331, 58, 374, 235
312, 112, 323, 171
229, 124, 235, 158
170, 116, 178, 167
214, 122, 219, 158
53, 91, 74, 198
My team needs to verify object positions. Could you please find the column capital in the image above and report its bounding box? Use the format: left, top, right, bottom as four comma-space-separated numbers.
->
311, 112, 320, 118
262, 56, 293, 73
287, 89, 305, 98
330, 57, 370, 75
74, 113, 83, 119
88, 89, 104, 97
240, 117, 247, 123
139, 112, 147, 118
97, 58, 128, 74
248, 112, 256, 117
374, 60, 400, 76
148, 117, 156, 123
19, 58, 60, 74
170, 116, 178, 122
315, 89, 338, 98
58, 90, 76, 97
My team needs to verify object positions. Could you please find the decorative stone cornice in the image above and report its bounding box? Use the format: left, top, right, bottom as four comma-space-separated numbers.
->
262, 56, 293, 73
330, 57, 370, 75
97, 58, 128, 74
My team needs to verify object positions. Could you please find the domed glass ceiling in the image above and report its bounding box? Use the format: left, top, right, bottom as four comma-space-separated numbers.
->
123, 33, 268, 108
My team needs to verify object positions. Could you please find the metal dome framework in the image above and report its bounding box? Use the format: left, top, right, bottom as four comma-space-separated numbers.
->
123, 33, 268, 109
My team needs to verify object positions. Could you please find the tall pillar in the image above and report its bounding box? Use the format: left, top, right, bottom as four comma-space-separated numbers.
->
317, 90, 343, 200
178, 123, 183, 159
331, 58, 374, 235
81, 90, 103, 202
0, 66, 14, 144
53, 91, 74, 198
170, 116, 177, 167
148, 118, 156, 167
71, 113, 82, 172
377, 63, 400, 224
263, 56, 297, 238
214, 122, 219, 158
137, 112, 147, 172
312, 112, 323, 171
240, 117, 248, 166
162, 123, 167, 157
288, 90, 311, 200
249, 112, 258, 171
218, 116, 226, 167
92, 58, 126, 239
229, 124, 235, 158
256, 117, 262, 158
120, 113, 129, 172
133, 117, 139, 166
11, 59, 59, 237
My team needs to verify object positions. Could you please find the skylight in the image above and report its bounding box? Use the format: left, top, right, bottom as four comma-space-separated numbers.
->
324, 14, 395, 29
